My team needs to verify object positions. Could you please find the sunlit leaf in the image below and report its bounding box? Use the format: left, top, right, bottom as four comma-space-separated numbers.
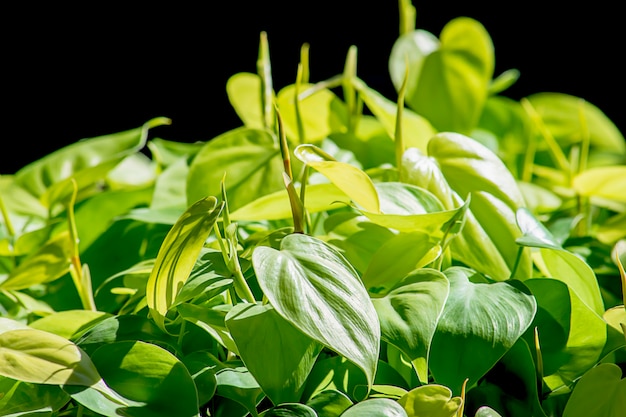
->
253, 233, 380, 390
186, 127, 283, 211
342, 398, 408, 417
227, 72, 266, 129
562, 363, 626, 417
0, 231, 73, 291
572, 166, 626, 202
398, 384, 462, 417
29, 310, 111, 340
146, 196, 223, 332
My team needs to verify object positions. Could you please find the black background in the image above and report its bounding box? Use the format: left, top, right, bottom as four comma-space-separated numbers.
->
2, 2, 623, 174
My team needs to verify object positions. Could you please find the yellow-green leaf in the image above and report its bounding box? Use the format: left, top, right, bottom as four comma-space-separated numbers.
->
572, 166, 626, 202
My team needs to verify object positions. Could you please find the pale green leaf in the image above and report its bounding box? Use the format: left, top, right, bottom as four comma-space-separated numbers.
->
253, 233, 380, 390
562, 363, 626, 417
572, 166, 626, 202
227, 72, 266, 129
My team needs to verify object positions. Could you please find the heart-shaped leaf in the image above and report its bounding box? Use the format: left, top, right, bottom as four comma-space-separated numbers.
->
227, 72, 266, 129
252, 233, 380, 389
562, 363, 626, 417
342, 398, 408, 417
226, 302, 322, 405
186, 127, 283, 211
398, 384, 462, 417
372, 269, 449, 383
429, 267, 537, 393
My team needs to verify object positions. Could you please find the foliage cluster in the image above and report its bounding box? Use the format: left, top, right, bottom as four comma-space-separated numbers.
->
1, 1, 625, 416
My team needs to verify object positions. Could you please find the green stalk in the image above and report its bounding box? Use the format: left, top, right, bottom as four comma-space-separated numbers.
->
521, 98, 571, 177
67, 179, 97, 311
398, 0, 416, 36
294, 63, 306, 145
534, 327, 545, 397
342, 46, 359, 134
299, 43, 310, 85
0, 187, 15, 238
395, 55, 409, 177
508, 246, 524, 280
575, 99, 592, 236
257, 31, 274, 130
521, 123, 538, 183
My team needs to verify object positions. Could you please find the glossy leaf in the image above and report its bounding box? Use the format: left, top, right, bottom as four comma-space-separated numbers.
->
276, 83, 348, 144
390, 18, 494, 133
397, 384, 462, 417
214, 367, 265, 416
14, 117, 169, 205
225, 302, 322, 405
429, 267, 537, 393
0, 231, 73, 291
562, 363, 626, 417
372, 269, 449, 383
253, 233, 380, 390
29, 310, 111, 340
186, 127, 283, 211
230, 182, 351, 221
352, 77, 436, 154
0, 328, 102, 386
342, 398, 408, 417
533, 247, 604, 316
146, 196, 223, 332
427, 132, 525, 210
295, 144, 380, 213
0, 376, 70, 416
362, 232, 441, 295
90, 340, 198, 417
305, 389, 353, 417
515, 207, 563, 250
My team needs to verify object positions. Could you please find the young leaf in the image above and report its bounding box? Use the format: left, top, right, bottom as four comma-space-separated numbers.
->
227, 72, 267, 129
515, 207, 563, 250
146, 196, 224, 333
295, 144, 380, 213
252, 233, 381, 390
572, 166, 626, 202
397, 384, 462, 417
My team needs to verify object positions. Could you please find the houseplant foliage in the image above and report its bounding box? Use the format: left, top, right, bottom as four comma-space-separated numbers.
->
1, 1, 625, 416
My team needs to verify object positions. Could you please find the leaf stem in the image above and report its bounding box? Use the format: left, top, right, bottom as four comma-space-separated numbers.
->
257, 31, 274, 130
395, 55, 409, 177
508, 246, 524, 280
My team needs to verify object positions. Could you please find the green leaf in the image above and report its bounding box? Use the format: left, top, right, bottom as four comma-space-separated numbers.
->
259, 403, 318, 417
186, 127, 283, 211
230, 182, 351, 221
390, 18, 494, 133
352, 77, 436, 154
360, 182, 466, 236
214, 367, 265, 417
362, 232, 441, 295
342, 398, 408, 417
13, 117, 169, 205
372, 269, 449, 383
0, 328, 102, 386
276, 84, 348, 144
562, 363, 626, 417
295, 144, 380, 213
0, 231, 73, 291
225, 302, 322, 405
524, 279, 609, 389
526, 92, 626, 155
572, 166, 626, 202
252, 233, 380, 390
429, 267, 537, 393
515, 207, 563, 250
90, 340, 198, 417
427, 132, 525, 210
0, 376, 70, 416
227, 72, 267, 129
29, 310, 111, 340
146, 196, 223, 333
178, 303, 239, 355
74, 315, 179, 356
533, 247, 605, 316
305, 390, 353, 417
397, 384, 462, 417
